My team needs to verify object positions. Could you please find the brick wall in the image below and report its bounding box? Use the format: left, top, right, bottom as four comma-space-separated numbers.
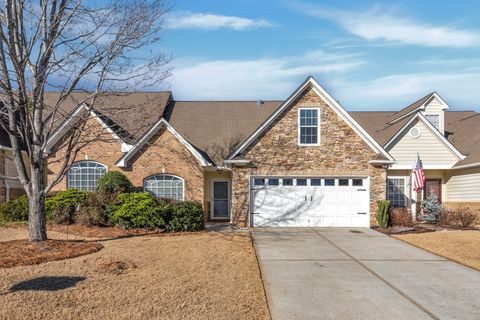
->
231, 86, 387, 227
48, 118, 205, 211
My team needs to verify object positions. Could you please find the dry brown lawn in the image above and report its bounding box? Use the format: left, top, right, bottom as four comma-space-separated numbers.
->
0, 228, 269, 320
394, 230, 480, 271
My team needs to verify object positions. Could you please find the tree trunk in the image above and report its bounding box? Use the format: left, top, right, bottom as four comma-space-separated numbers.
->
28, 167, 47, 241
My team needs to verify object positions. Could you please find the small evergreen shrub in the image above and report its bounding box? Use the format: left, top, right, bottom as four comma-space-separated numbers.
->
96, 171, 133, 196
170, 201, 204, 231
0, 195, 29, 222
109, 192, 164, 229
421, 195, 442, 223
75, 192, 112, 227
376, 200, 390, 228
47, 189, 89, 224
389, 207, 413, 227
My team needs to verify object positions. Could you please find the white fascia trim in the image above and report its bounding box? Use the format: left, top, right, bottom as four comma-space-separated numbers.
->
46, 104, 88, 151
451, 162, 480, 170
384, 113, 465, 160
388, 92, 449, 125
369, 160, 396, 164
116, 118, 211, 167
389, 164, 455, 170
227, 76, 393, 161
89, 110, 133, 152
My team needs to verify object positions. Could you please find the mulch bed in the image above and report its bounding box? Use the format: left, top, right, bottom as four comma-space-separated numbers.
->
373, 225, 437, 235
0, 239, 103, 268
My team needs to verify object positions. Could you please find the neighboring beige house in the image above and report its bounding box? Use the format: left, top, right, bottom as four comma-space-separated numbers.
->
0, 128, 27, 202
5, 77, 479, 227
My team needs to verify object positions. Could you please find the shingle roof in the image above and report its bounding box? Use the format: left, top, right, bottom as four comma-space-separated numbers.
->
388, 92, 435, 123
5, 91, 479, 168
350, 110, 480, 166
44, 92, 172, 143
165, 100, 282, 164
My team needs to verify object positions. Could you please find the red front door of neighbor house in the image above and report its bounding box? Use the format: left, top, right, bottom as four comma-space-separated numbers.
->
424, 179, 442, 203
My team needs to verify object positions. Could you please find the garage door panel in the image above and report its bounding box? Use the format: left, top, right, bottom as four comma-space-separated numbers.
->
252, 177, 370, 227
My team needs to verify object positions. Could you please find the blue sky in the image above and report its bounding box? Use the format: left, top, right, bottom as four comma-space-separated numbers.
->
158, 0, 480, 111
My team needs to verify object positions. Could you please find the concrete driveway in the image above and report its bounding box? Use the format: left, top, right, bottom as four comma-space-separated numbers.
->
252, 228, 480, 320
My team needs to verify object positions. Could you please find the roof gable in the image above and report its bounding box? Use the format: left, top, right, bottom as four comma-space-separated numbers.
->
384, 113, 465, 166
388, 92, 449, 125
227, 76, 393, 161
116, 118, 211, 167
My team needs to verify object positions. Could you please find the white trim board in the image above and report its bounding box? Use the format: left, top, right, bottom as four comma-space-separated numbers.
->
227, 76, 394, 161
384, 112, 465, 160
115, 118, 211, 167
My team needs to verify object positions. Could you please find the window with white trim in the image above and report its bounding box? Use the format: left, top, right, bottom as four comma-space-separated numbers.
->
298, 108, 319, 145
67, 161, 107, 191
144, 174, 184, 200
424, 114, 440, 130
386, 178, 407, 207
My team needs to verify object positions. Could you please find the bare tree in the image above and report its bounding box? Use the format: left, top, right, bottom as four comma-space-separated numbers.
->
0, 0, 171, 241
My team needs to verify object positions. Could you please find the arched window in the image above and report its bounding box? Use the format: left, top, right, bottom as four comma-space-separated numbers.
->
144, 174, 184, 201
67, 161, 107, 191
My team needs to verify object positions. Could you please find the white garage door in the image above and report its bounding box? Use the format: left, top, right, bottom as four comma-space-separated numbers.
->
251, 177, 370, 227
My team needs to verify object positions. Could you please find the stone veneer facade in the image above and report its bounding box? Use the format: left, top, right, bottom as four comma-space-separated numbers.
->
48, 118, 205, 212
230, 86, 387, 227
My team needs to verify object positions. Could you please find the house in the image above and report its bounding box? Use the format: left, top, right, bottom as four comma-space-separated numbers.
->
0, 127, 28, 202
9, 76, 479, 228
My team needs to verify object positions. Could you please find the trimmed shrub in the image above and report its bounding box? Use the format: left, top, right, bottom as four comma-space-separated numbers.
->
47, 189, 89, 224
96, 171, 133, 196
389, 207, 413, 227
440, 207, 478, 228
421, 195, 442, 223
109, 192, 164, 229
0, 195, 29, 222
376, 200, 390, 228
170, 201, 204, 231
75, 192, 112, 227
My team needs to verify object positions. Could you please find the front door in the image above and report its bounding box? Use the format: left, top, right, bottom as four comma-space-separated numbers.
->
211, 180, 230, 219
424, 179, 442, 203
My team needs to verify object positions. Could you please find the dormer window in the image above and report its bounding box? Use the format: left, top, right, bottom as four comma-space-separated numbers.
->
424, 113, 440, 130
298, 108, 320, 145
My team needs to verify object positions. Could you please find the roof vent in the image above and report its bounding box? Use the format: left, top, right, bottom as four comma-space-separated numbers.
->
256, 100, 264, 106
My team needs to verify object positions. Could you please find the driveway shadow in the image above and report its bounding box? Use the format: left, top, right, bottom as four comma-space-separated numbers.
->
9, 276, 86, 292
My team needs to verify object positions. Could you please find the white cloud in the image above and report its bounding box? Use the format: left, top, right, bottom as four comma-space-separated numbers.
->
293, 3, 480, 47
165, 11, 273, 30
330, 72, 480, 109
169, 50, 366, 100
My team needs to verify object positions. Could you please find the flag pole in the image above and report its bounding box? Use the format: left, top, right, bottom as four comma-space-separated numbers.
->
410, 153, 418, 222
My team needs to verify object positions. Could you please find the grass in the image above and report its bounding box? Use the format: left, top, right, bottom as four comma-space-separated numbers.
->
0, 227, 269, 320
394, 230, 480, 271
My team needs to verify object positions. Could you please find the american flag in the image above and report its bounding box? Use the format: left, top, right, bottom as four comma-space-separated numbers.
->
413, 154, 425, 192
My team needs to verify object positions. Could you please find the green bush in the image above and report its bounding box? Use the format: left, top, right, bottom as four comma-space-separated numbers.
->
96, 171, 133, 196
109, 193, 165, 229
75, 192, 112, 227
0, 195, 29, 222
46, 189, 89, 224
376, 200, 390, 228
170, 201, 204, 231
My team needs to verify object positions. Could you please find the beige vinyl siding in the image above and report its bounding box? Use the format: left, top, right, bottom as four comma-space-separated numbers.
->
444, 167, 480, 202
386, 119, 459, 167
422, 97, 445, 133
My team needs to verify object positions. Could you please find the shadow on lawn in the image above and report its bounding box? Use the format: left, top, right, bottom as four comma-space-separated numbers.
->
8, 276, 86, 292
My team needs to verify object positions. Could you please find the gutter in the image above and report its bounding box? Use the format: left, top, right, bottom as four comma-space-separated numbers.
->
450, 162, 480, 170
